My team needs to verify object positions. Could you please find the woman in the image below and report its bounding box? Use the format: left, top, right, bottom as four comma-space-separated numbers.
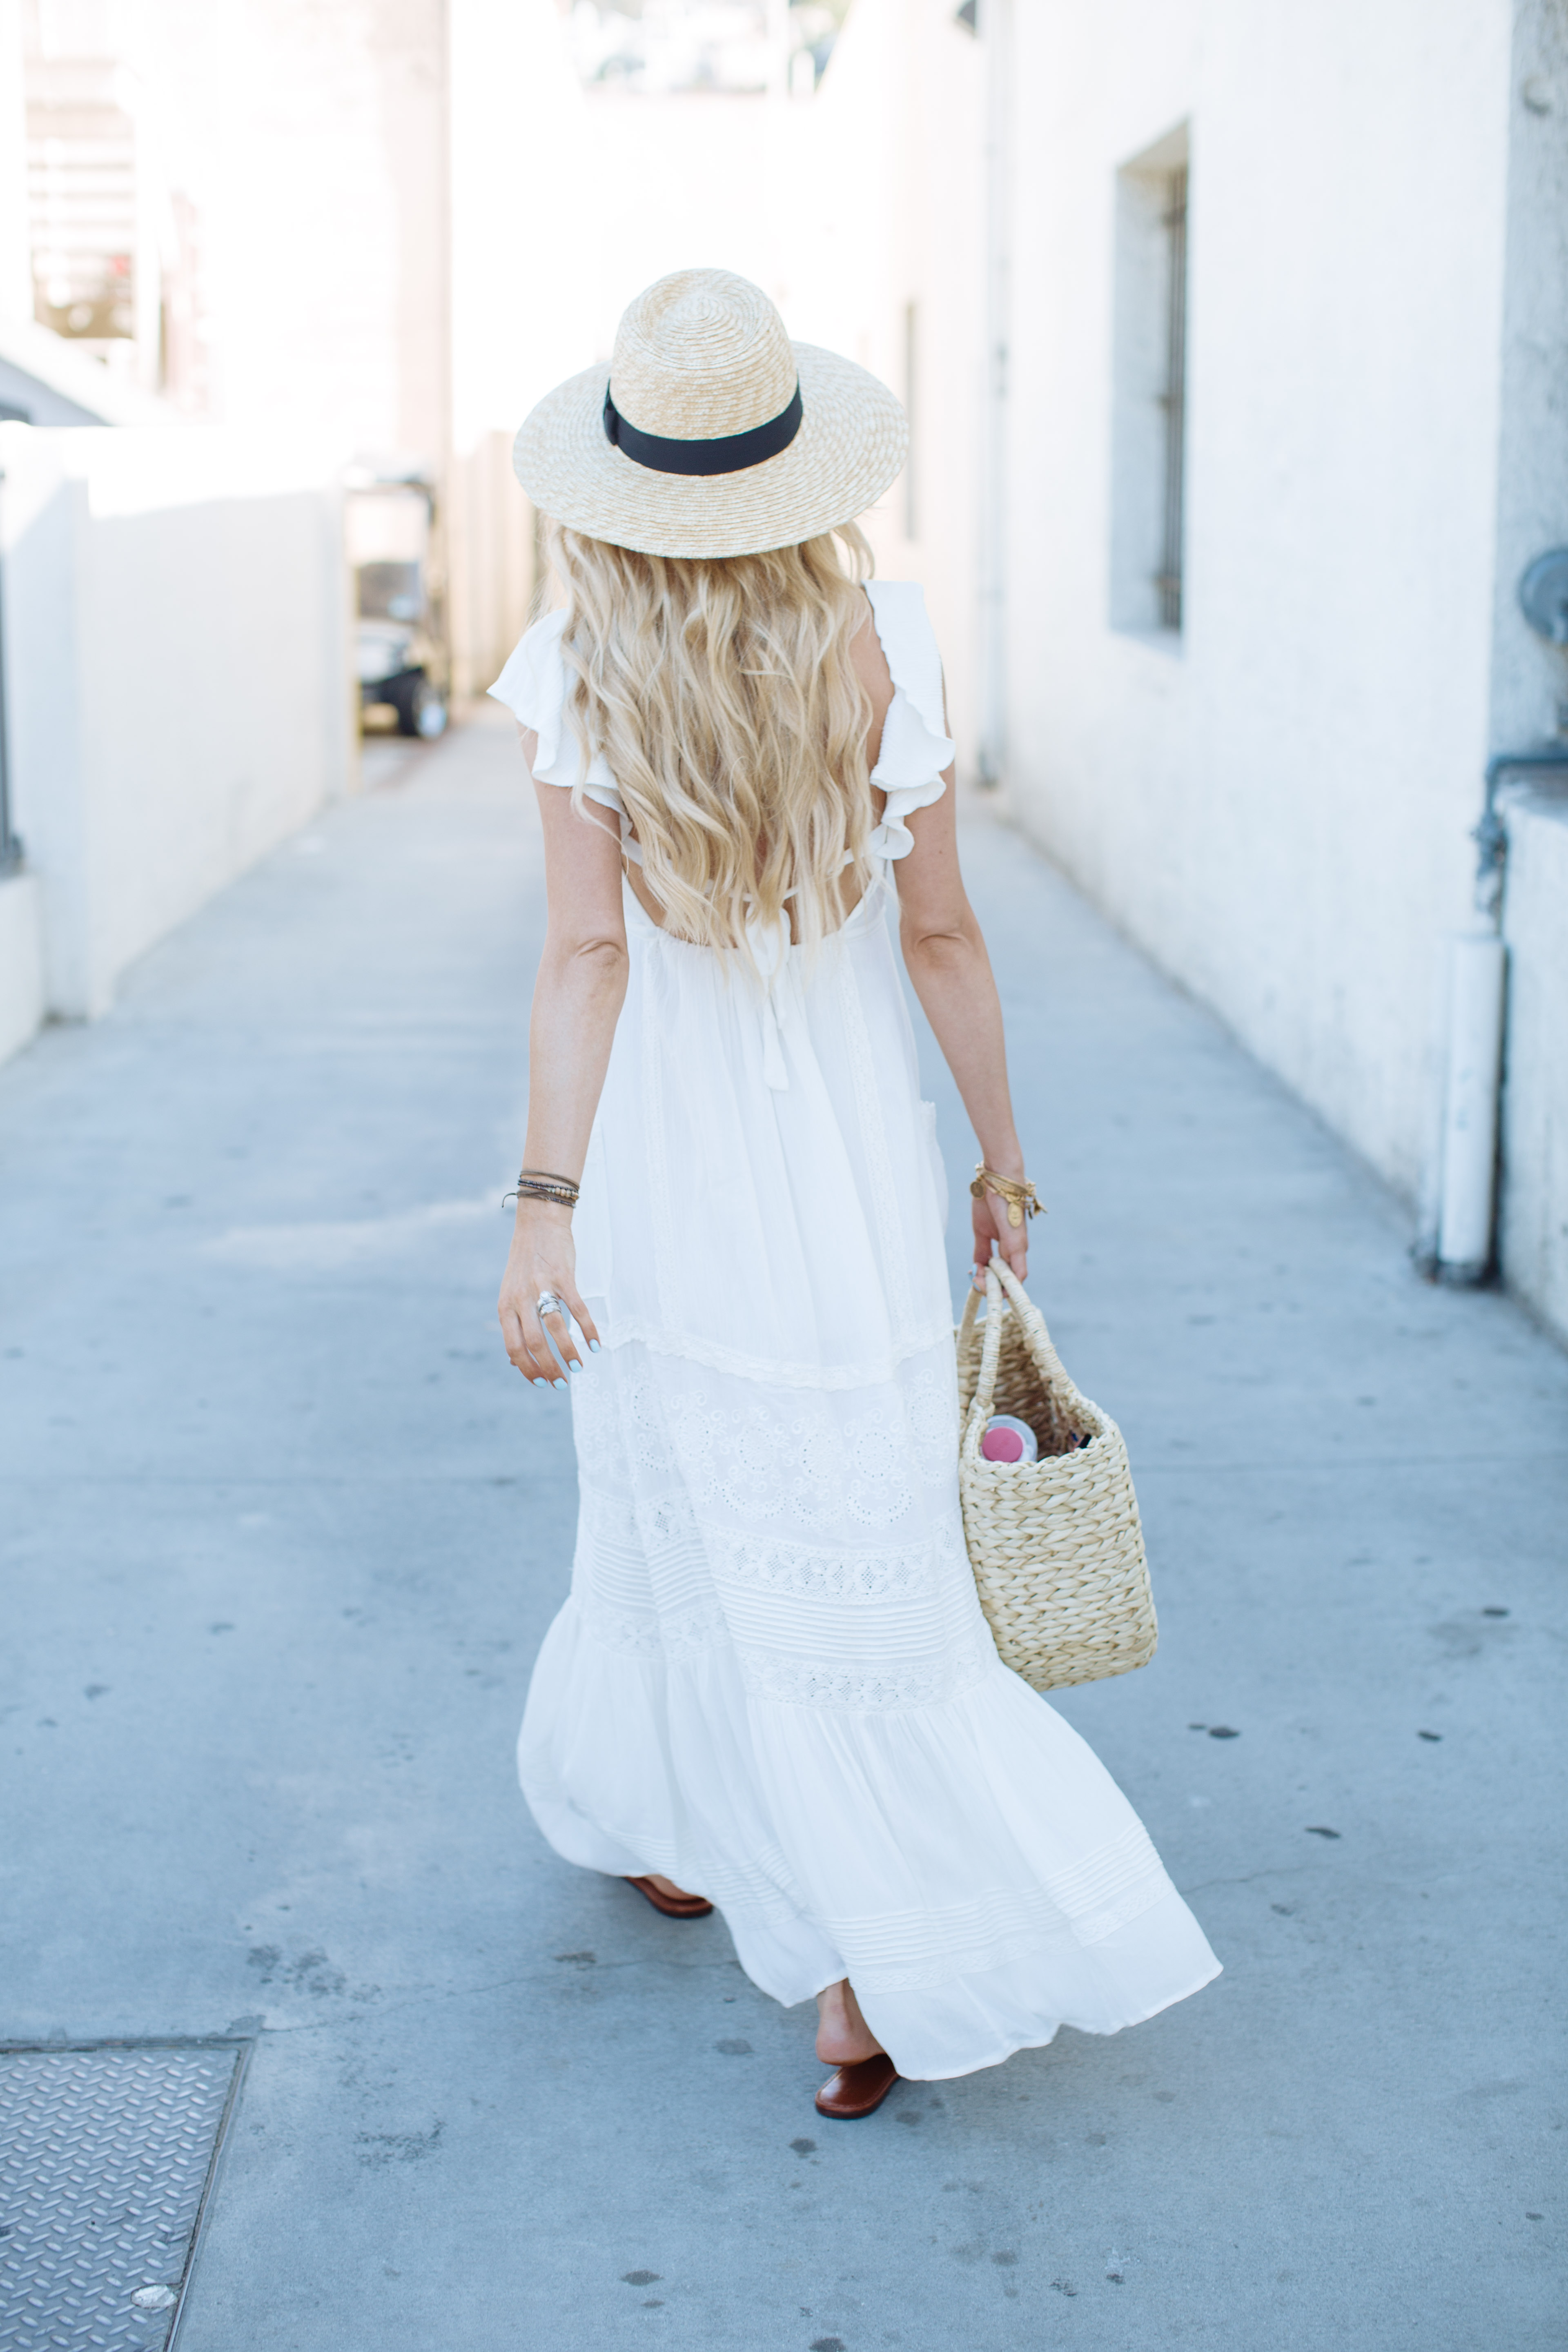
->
492, 270, 1218, 2120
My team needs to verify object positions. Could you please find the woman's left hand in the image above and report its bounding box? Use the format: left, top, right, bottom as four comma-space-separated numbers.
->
498, 1203, 600, 1388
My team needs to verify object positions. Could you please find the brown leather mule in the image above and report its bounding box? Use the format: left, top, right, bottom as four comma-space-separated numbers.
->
624, 1874, 714, 1919
815, 2051, 899, 2119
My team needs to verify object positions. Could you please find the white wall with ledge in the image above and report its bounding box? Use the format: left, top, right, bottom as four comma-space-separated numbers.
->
788, 0, 987, 774
791, 0, 1568, 1332
0, 425, 353, 1037
997, 0, 1521, 1212
1500, 786, 1568, 1345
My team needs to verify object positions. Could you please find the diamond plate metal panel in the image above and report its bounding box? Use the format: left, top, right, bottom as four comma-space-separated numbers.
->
0, 2043, 245, 2352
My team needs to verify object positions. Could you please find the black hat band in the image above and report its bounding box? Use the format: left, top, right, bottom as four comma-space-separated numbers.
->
603, 381, 804, 477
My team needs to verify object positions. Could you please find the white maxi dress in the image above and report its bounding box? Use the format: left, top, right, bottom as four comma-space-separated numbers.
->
490, 581, 1220, 2082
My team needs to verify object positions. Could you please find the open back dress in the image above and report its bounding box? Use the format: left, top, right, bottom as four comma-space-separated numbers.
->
489, 580, 1219, 2081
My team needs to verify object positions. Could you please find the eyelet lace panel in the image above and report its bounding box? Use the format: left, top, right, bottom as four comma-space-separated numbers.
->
707, 1516, 967, 1602
567, 1336, 987, 1712
575, 1588, 730, 1660
571, 1359, 959, 1534
578, 1482, 968, 1606
667, 1398, 942, 1532
734, 1630, 996, 1713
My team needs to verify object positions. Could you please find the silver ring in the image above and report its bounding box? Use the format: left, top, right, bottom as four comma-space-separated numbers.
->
535, 1290, 567, 1321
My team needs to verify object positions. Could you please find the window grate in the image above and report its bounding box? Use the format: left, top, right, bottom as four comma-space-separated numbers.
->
1156, 165, 1188, 632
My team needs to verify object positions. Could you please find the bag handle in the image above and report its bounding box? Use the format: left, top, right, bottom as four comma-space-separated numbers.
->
960, 1254, 1086, 1447
957, 1279, 992, 1416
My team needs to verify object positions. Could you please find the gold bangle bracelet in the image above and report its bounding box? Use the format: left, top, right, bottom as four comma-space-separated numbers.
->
970, 1164, 1044, 1228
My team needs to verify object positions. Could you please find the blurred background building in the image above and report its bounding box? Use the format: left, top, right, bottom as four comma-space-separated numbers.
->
806, 0, 1568, 1345
0, 0, 1564, 1344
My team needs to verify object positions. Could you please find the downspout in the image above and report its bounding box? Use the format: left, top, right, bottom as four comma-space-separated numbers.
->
1429, 548, 1568, 1284
976, 0, 1012, 788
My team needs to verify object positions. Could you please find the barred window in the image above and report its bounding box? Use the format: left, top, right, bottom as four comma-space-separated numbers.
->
1110, 126, 1190, 638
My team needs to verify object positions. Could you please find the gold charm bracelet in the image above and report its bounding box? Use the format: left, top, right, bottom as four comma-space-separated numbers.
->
970, 1164, 1044, 1229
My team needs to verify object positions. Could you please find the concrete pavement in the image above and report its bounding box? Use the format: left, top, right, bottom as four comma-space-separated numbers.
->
2, 705, 1564, 2350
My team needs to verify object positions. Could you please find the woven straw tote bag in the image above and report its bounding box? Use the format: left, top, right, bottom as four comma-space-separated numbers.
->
956, 1256, 1158, 1691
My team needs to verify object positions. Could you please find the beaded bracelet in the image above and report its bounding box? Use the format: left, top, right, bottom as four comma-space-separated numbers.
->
503, 1167, 580, 1209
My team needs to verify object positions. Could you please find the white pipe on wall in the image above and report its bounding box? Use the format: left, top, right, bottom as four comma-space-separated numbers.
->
1434, 930, 1508, 1281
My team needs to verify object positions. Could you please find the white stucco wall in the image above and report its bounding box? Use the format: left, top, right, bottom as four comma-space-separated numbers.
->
0, 872, 43, 1062
998, 0, 1520, 1205
0, 424, 352, 1027
1499, 787, 1568, 1344
124, 0, 449, 458
790, 0, 987, 767
1488, 0, 1568, 755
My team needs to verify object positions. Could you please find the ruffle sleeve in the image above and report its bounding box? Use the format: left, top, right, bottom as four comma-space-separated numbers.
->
488, 610, 626, 822
490, 588, 953, 862
863, 580, 956, 862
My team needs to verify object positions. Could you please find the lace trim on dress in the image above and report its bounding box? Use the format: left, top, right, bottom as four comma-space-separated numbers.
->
735, 1632, 995, 1712
673, 1400, 951, 1533
571, 1358, 959, 1531
705, 1516, 967, 1602
577, 1483, 966, 1604
575, 1588, 731, 1660
573, 1486, 713, 1621
573, 1576, 1000, 1718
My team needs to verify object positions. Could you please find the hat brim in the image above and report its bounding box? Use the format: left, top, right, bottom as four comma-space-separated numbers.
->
512, 343, 909, 560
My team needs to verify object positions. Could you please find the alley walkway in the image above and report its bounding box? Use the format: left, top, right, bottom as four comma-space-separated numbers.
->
3, 708, 1564, 2352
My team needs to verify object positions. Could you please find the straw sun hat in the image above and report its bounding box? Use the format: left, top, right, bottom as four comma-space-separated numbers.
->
512, 268, 908, 561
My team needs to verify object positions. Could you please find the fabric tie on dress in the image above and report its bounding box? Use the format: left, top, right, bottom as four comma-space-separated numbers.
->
746, 914, 800, 1091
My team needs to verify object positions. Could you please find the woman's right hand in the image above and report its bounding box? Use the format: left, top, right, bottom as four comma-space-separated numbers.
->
497, 1202, 600, 1388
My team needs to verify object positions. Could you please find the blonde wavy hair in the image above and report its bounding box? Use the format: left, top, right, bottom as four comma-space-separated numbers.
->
547, 518, 876, 956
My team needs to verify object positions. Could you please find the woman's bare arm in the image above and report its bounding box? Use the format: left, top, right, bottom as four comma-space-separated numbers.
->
497, 728, 629, 1387
894, 766, 1030, 1286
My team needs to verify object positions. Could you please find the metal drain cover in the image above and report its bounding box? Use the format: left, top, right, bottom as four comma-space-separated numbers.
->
0, 2041, 247, 2350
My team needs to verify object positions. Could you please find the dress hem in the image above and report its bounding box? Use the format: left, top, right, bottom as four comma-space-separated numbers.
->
883, 1957, 1225, 2082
